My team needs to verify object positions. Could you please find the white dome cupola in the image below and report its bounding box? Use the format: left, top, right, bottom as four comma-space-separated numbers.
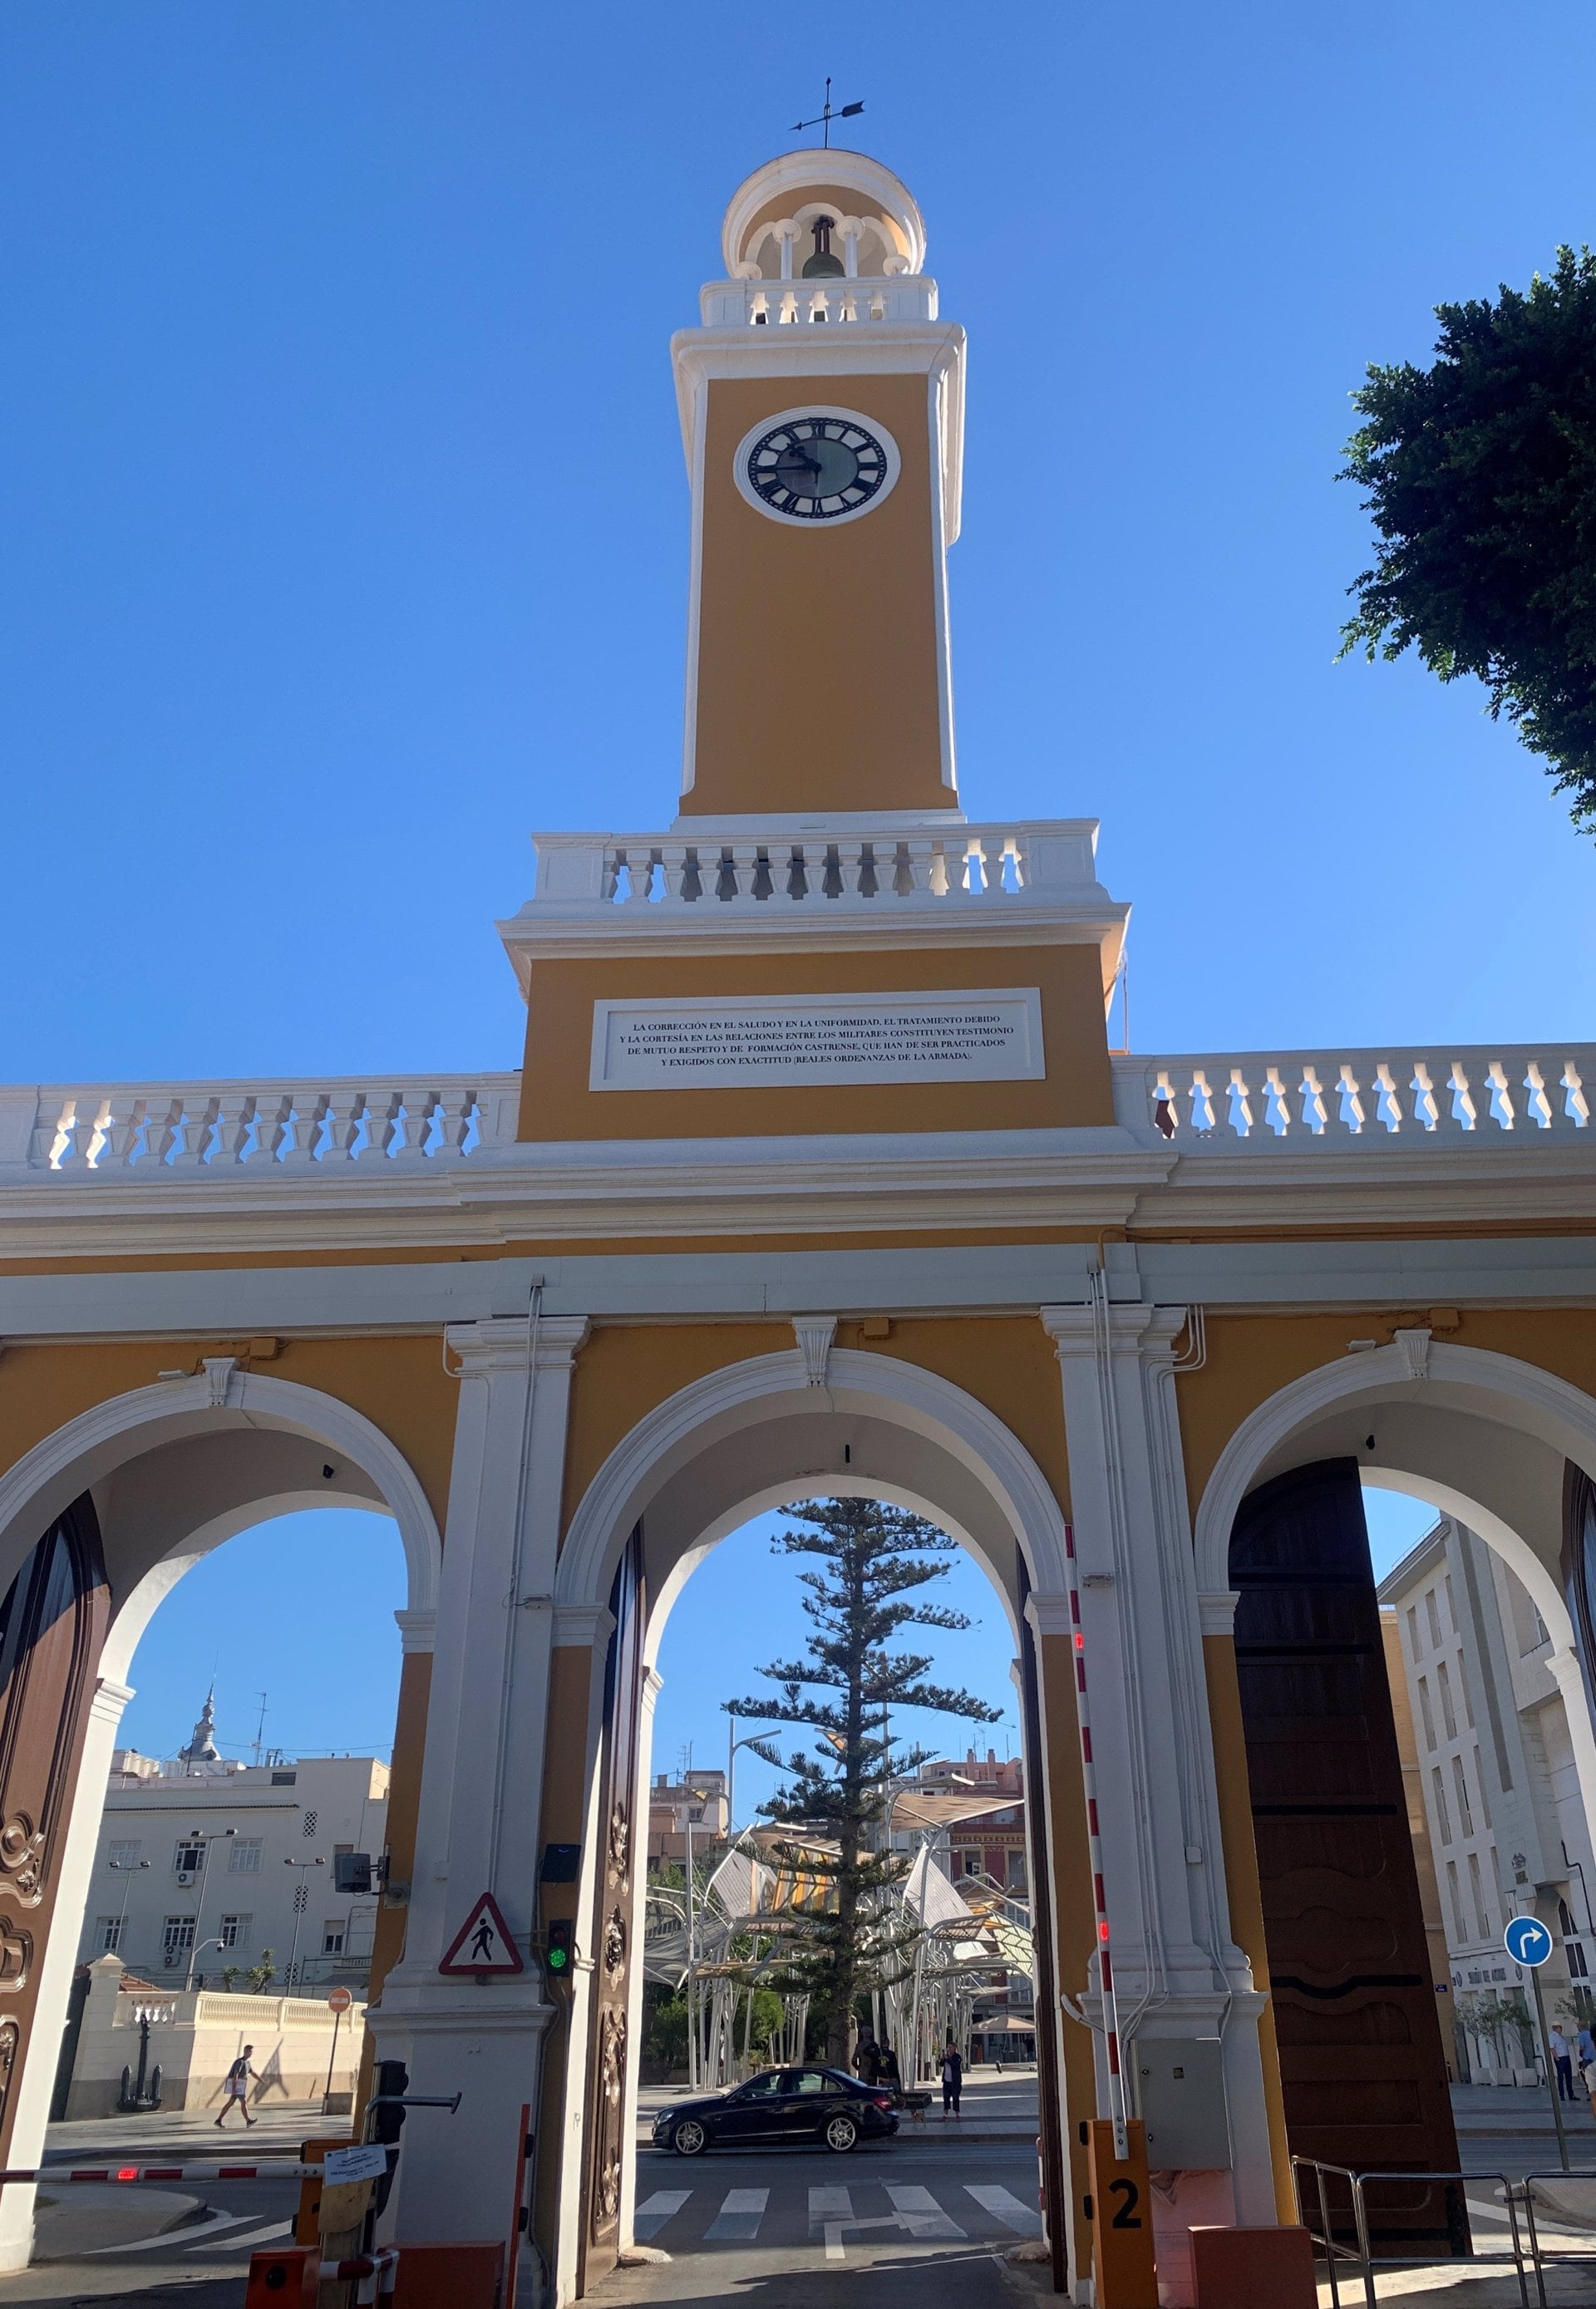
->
719, 150, 926, 283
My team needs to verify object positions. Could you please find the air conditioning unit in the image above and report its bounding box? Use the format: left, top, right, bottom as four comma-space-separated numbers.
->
176, 1872, 193, 1886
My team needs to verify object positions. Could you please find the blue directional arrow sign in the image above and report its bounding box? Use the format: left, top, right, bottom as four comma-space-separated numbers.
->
1505, 1914, 1554, 1968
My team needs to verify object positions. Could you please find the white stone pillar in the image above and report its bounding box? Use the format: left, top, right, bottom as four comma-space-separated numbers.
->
374, 1313, 589, 2252
617, 1666, 662, 2252
0, 1674, 134, 2272
1041, 1302, 1274, 2224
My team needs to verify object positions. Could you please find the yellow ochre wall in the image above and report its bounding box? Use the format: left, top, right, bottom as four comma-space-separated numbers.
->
518, 945, 1115, 1142
687, 372, 950, 815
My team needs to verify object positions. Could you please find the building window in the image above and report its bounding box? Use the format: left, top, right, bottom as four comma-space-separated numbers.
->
1452, 1755, 1475, 1838
218, 1913, 249, 1949
1431, 1767, 1452, 1844
106, 1839, 142, 1870
271, 1770, 297, 1786
323, 1922, 346, 1956
1436, 1662, 1458, 1740
1472, 1745, 1492, 1829
173, 1840, 206, 1876
1445, 1574, 1458, 1633
162, 1916, 195, 1966
1572, 1942, 1590, 1980
962, 1852, 982, 1877
95, 1915, 125, 1953
1446, 1860, 1467, 1941
229, 1839, 263, 1874
302, 1811, 318, 1838
1467, 1853, 1490, 1940
1418, 1677, 1437, 1750
1406, 1606, 1422, 1662
1005, 1850, 1027, 1890
1426, 1588, 1443, 1648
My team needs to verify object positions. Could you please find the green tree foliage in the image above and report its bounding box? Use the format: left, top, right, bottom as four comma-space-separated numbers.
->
1339, 245, 1596, 829
726, 1499, 1002, 2065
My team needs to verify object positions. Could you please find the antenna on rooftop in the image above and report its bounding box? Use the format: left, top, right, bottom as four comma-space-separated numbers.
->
252, 1691, 268, 1765
791, 77, 864, 150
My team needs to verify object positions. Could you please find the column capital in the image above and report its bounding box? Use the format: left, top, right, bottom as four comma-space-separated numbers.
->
552, 1603, 616, 1650
1024, 1591, 1076, 1637
395, 1607, 437, 1654
1197, 1591, 1241, 1637
445, 1315, 591, 1375
90, 1676, 135, 1726
1039, 1302, 1187, 1356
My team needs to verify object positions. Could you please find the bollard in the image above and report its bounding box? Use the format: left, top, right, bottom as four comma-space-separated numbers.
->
1085, 2117, 1159, 2309
245, 2243, 321, 2307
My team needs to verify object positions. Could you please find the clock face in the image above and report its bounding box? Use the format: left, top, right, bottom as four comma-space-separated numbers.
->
737, 411, 899, 524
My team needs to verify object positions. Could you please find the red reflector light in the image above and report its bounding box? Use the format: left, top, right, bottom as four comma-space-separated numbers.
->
1098, 1921, 1111, 1942
116, 2167, 139, 2181
219, 2166, 257, 2179
145, 2167, 182, 2179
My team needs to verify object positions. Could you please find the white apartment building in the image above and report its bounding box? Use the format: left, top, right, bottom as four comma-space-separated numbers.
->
78, 1692, 388, 1991
1379, 1517, 1596, 2080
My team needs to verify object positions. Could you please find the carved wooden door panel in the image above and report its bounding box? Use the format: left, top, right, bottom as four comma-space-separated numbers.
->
0, 1495, 110, 2164
1231, 1460, 1465, 2257
576, 1525, 646, 2297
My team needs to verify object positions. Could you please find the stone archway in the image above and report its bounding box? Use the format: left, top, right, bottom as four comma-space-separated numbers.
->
0, 1370, 443, 2269
547, 1341, 1078, 2299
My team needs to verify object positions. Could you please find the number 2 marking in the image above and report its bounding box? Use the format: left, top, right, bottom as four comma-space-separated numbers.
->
1109, 2178, 1141, 2229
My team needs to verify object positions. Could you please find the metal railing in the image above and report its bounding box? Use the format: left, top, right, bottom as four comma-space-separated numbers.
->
1510, 2169, 1596, 2307
1292, 2157, 1532, 2309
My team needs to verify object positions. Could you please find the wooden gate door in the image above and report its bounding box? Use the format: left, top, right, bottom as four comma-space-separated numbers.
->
1231, 1460, 1465, 2257
0, 1495, 110, 2164
575, 1525, 647, 2296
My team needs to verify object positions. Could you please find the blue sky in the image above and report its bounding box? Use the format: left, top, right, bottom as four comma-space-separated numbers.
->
3, 4, 1587, 1764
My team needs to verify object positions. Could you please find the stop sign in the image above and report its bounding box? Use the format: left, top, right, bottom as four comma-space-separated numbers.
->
328, 1986, 354, 2015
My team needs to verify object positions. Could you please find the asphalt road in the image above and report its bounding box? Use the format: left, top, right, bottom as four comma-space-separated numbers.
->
0, 2165, 303, 2306
594, 2139, 1051, 2309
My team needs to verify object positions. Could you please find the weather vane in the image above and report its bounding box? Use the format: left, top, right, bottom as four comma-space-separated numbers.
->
791, 77, 864, 150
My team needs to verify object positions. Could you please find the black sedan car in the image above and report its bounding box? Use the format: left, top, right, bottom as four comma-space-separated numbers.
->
652, 2064, 899, 2156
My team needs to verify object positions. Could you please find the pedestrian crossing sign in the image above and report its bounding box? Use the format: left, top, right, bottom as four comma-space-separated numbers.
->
439, 1890, 525, 1976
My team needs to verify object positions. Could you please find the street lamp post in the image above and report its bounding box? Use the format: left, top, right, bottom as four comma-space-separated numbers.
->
283, 1856, 326, 1990
725, 1721, 780, 1836
182, 1829, 238, 1991
108, 1857, 151, 1956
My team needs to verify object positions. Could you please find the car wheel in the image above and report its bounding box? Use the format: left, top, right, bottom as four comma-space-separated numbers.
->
825, 2115, 858, 2154
672, 2118, 709, 2157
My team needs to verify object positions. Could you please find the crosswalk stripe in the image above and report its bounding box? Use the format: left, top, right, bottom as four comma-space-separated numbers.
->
83, 2208, 249, 2257
808, 2187, 853, 2223
634, 2189, 692, 2241
192, 2218, 293, 2253
964, 2183, 1042, 2236
706, 2186, 767, 2242
885, 2183, 965, 2239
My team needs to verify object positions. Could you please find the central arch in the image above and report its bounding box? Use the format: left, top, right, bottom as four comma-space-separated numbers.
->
548, 1341, 1077, 2299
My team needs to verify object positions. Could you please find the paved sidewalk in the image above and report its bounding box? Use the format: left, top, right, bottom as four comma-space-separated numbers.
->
42, 2100, 346, 2164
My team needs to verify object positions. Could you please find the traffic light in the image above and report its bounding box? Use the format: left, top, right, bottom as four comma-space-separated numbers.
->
372, 2058, 409, 2144
545, 1918, 575, 1980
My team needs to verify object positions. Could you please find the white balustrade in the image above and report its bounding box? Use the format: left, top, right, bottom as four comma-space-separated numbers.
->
11, 1075, 522, 1174
1117, 1050, 1596, 1148
564, 824, 1068, 913
697, 275, 939, 329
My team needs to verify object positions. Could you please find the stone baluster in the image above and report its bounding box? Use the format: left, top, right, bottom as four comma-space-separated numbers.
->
901, 838, 938, 896
625, 849, 658, 905
730, 843, 762, 901
657, 842, 690, 903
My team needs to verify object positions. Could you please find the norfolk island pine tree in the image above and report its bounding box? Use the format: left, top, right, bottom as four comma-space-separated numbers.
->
725, 1499, 1004, 2068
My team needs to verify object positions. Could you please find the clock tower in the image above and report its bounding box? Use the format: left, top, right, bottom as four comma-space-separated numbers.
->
675, 150, 963, 819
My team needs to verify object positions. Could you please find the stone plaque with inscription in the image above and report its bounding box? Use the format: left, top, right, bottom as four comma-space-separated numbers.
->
589, 989, 1044, 1091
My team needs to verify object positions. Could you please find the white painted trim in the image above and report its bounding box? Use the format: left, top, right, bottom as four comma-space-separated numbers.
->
0, 1370, 442, 1617
720, 153, 926, 278
554, 1344, 1071, 1617
1192, 1340, 1596, 1598
730, 404, 902, 529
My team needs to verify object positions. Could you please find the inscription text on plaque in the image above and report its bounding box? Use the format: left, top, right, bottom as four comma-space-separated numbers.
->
589, 989, 1045, 1091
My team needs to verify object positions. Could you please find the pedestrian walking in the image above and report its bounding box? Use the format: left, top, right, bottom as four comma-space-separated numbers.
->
853, 2036, 879, 2085
216, 2045, 258, 2127
1550, 2024, 1576, 2101
940, 2037, 963, 2119
879, 2043, 902, 2093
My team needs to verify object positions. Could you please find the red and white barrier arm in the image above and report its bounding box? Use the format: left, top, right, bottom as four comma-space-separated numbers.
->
1064, 1519, 1131, 2159
0, 2161, 325, 2184
334, 2246, 399, 2302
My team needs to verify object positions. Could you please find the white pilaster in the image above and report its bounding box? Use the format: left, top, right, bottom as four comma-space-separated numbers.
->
0, 1675, 135, 2272
1041, 1302, 1275, 2223
373, 1313, 589, 2252
617, 1667, 663, 2253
